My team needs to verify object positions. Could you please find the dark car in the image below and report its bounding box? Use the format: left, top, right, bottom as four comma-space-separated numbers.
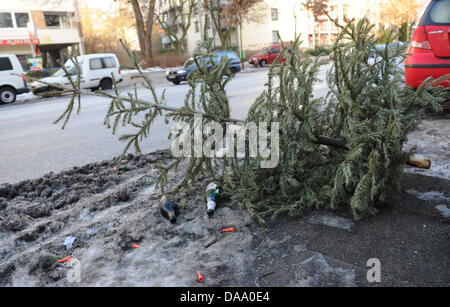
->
165, 50, 242, 85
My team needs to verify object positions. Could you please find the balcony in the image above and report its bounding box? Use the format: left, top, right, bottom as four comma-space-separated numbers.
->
37, 28, 81, 45
308, 23, 339, 34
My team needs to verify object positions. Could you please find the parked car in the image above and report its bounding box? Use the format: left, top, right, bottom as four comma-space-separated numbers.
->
165, 50, 242, 85
31, 53, 123, 94
0, 54, 29, 104
405, 0, 450, 88
249, 44, 292, 67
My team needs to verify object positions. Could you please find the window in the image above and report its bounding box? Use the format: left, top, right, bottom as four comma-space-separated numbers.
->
429, 0, 450, 24
271, 8, 278, 21
0, 13, 13, 28
227, 52, 239, 60
60, 14, 71, 28
45, 14, 60, 27
0, 12, 30, 28
272, 31, 279, 43
330, 6, 338, 19
89, 57, 116, 70
194, 21, 199, 33
102, 57, 116, 68
15, 13, 29, 27
66, 66, 79, 76
52, 64, 83, 77
343, 5, 349, 19
0, 57, 13, 71
271, 48, 280, 54
89, 58, 103, 70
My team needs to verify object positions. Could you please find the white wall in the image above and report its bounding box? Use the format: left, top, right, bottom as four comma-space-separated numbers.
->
0, 0, 75, 12
38, 28, 81, 44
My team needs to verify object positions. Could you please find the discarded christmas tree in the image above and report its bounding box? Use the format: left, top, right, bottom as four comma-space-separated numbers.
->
30, 18, 448, 222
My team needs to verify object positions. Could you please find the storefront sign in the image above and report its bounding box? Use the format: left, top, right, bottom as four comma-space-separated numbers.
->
0, 39, 40, 46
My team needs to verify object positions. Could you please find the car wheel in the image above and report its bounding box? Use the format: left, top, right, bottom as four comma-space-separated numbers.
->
100, 78, 113, 90
260, 60, 267, 67
173, 80, 181, 85
0, 87, 16, 104
230, 67, 238, 75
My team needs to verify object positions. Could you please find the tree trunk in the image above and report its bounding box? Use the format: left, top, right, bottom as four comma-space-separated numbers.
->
130, 0, 147, 59
144, 0, 156, 64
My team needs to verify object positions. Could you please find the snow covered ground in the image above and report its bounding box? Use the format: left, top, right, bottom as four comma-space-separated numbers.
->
121, 67, 166, 75
16, 92, 39, 103
404, 118, 450, 181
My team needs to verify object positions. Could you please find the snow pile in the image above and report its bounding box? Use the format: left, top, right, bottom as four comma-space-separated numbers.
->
121, 67, 167, 75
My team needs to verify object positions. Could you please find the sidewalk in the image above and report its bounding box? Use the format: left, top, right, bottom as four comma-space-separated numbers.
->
0, 150, 448, 286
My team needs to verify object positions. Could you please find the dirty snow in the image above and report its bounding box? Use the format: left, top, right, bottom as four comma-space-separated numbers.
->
406, 190, 450, 203
303, 212, 355, 232
16, 92, 38, 102
121, 67, 166, 75
435, 205, 450, 218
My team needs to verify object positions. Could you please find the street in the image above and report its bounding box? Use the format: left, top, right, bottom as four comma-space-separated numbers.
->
0, 66, 330, 184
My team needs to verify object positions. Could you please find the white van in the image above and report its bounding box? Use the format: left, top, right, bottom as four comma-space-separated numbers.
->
31, 53, 122, 94
0, 54, 29, 104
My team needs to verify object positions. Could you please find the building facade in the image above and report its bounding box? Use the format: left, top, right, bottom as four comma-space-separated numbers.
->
160, 0, 381, 54
0, 0, 84, 70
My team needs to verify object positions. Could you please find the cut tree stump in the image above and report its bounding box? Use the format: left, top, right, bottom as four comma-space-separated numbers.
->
407, 156, 431, 169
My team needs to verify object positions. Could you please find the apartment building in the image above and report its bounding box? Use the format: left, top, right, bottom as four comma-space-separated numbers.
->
0, 0, 84, 70
160, 0, 381, 54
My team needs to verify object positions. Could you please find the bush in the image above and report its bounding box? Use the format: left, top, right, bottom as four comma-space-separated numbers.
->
305, 46, 332, 56
149, 52, 190, 68
26, 70, 44, 79
159, 48, 178, 54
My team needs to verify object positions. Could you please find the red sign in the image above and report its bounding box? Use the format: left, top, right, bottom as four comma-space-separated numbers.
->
0, 39, 40, 46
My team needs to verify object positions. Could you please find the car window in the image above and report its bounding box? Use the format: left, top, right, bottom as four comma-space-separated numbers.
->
102, 57, 116, 68
271, 48, 280, 54
226, 52, 239, 60
0, 57, 13, 71
421, 0, 450, 25
67, 65, 82, 75
52, 64, 83, 77
184, 57, 193, 67
212, 54, 222, 63
89, 58, 103, 70
213, 52, 239, 61
259, 47, 270, 54
429, 0, 450, 23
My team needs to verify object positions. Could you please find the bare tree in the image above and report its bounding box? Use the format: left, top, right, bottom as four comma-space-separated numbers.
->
155, 0, 196, 53
380, 0, 422, 41
202, 0, 263, 50
116, 0, 156, 65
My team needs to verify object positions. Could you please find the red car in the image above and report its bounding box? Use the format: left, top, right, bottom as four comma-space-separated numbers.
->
249, 44, 292, 67
405, 0, 450, 88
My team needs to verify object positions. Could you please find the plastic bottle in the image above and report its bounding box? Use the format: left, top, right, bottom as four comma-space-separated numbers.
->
160, 195, 180, 224
205, 182, 219, 217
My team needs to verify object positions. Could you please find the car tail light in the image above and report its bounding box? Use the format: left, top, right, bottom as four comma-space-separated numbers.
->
409, 26, 432, 52
21, 73, 26, 81
118, 68, 121, 74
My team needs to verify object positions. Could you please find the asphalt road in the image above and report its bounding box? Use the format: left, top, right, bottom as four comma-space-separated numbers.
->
0, 66, 330, 184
